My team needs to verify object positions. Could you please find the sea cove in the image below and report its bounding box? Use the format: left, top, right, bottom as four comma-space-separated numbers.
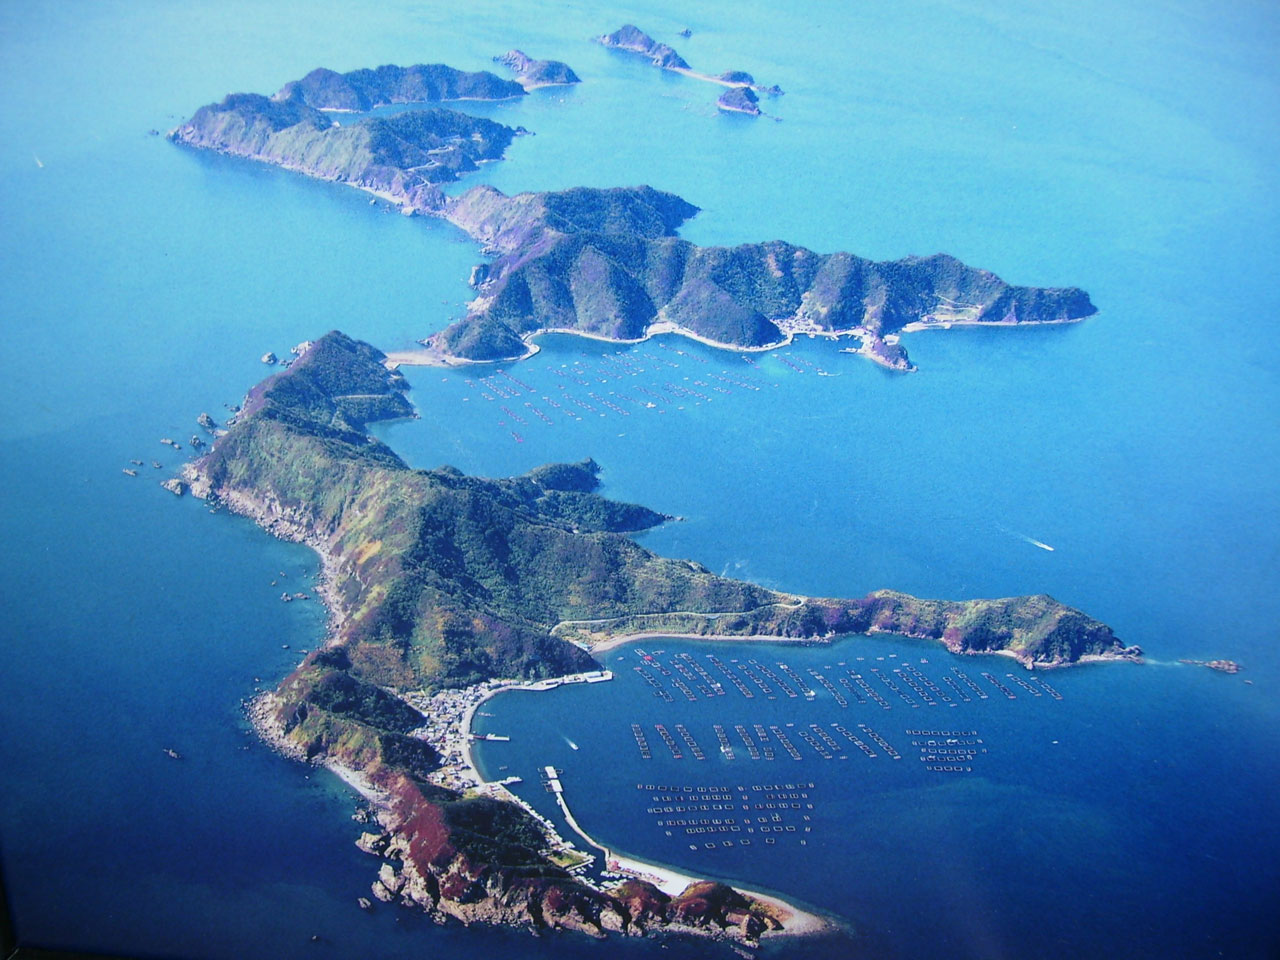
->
1, 1, 1278, 958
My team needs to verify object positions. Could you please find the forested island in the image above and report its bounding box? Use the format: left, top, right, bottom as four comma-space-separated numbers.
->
434, 185, 1097, 370
170, 80, 1096, 371
170, 93, 517, 197
173, 332, 1138, 942
276, 63, 526, 110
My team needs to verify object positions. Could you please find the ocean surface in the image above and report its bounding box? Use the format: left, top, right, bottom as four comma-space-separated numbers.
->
1, 1, 1277, 958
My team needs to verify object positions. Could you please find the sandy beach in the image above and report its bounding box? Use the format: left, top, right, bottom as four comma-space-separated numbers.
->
386, 315, 924, 377
453, 669, 833, 937
586, 629, 828, 656
608, 849, 830, 936
387, 314, 1077, 376
556, 784, 832, 937
386, 319, 800, 372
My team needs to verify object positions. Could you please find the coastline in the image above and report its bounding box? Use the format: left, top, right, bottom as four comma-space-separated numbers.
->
670, 66, 751, 89
405, 308, 1089, 373
386, 321, 789, 370
201, 473, 408, 806
603, 846, 832, 939
394, 321, 867, 370
384, 336, 538, 369
558, 787, 832, 938
363, 307, 1082, 376
248, 690, 392, 808
458, 674, 833, 939
168, 138, 437, 216
581, 622, 1143, 667
184, 470, 349, 639
518, 80, 576, 92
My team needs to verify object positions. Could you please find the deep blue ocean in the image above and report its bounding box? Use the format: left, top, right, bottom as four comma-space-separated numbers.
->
1, 2, 1277, 958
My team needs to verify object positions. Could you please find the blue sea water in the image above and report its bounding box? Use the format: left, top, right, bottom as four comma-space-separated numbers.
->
1, 1, 1277, 958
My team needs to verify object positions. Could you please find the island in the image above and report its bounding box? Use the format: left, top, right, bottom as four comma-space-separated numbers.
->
275, 63, 526, 110
596, 24, 783, 96
596, 24, 691, 70
717, 86, 760, 116
494, 50, 581, 88
170, 77, 1097, 372
175, 331, 1139, 943
169, 92, 518, 203
431, 184, 1097, 370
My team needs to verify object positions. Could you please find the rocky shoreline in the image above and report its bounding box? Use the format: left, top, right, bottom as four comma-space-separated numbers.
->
182, 464, 349, 638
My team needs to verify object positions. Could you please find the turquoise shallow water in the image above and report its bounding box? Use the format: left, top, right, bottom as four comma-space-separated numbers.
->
1, 1, 1277, 957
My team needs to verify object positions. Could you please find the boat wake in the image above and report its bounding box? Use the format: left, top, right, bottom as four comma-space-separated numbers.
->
997, 524, 1055, 552
564, 736, 579, 751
